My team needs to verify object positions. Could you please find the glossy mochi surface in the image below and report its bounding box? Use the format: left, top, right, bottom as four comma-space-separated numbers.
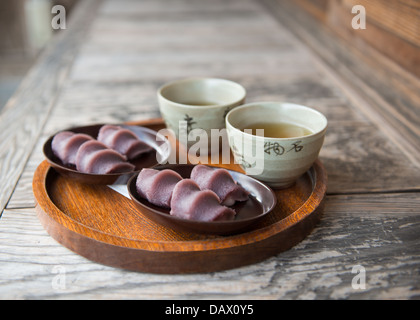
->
169, 179, 236, 222
98, 124, 153, 160
136, 168, 183, 209
190, 165, 249, 206
75, 140, 135, 174
51, 131, 93, 166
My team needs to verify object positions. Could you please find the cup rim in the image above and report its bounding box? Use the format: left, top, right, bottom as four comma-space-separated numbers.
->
157, 77, 246, 109
225, 101, 328, 141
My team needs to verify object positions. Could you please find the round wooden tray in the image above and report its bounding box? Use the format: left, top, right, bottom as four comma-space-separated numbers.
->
33, 119, 327, 274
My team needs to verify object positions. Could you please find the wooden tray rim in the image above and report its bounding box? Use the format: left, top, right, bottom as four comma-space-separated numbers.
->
33, 158, 327, 253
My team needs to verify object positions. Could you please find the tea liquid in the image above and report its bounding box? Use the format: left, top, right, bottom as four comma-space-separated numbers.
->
241, 122, 312, 138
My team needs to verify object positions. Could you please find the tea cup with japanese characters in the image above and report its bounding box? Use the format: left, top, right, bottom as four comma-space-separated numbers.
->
225, 102, 327, 188
157, 77, 246, 153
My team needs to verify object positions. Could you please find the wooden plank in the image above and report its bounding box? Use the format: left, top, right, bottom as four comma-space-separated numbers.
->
69, 0, 313, 82
1, 193, 419, 299
328, 0, 420, 78
322, 122, 420, 193
0, 0, 27, 55
292, 0, 420, 77
5, 138, 45, 209
292, 0, 330, 22
297, 0, 420, 48
99, 0, 262, 14
343, 0, 420, 47
0, 0, 101, 214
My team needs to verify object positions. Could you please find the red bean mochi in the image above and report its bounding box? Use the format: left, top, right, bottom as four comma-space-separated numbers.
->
75, 140, 135, 174
190, 165, 249, 206
51, 131, 93, 166
136, 168, 183, 208
97, 125, 153, 160
169, 179, 236, 222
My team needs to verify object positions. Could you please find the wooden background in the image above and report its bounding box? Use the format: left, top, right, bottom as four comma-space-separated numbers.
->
0, 0, 419, 299
289, 0, 420, 77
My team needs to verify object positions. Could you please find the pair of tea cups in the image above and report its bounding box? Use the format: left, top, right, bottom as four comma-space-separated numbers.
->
157, 77, 327, 188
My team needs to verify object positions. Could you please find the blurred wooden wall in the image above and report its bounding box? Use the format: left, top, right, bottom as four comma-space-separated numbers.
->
0, 0, 28, 56
0, 0, 79, 56
290, 0, 420, 77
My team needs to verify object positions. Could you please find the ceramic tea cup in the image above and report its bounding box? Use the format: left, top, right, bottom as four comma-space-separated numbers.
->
225, 102, 327, 188
157, 78, 246, 153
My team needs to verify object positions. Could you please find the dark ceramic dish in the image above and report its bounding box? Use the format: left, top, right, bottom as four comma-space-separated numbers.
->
127, 164, 277, 235
43, 124, 171, 185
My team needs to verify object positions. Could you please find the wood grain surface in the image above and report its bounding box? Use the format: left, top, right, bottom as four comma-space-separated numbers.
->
289, 0, 420, 77
0, 0, 419, 299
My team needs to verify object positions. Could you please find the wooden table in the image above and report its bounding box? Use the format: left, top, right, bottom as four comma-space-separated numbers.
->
0, 0, 419, 300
